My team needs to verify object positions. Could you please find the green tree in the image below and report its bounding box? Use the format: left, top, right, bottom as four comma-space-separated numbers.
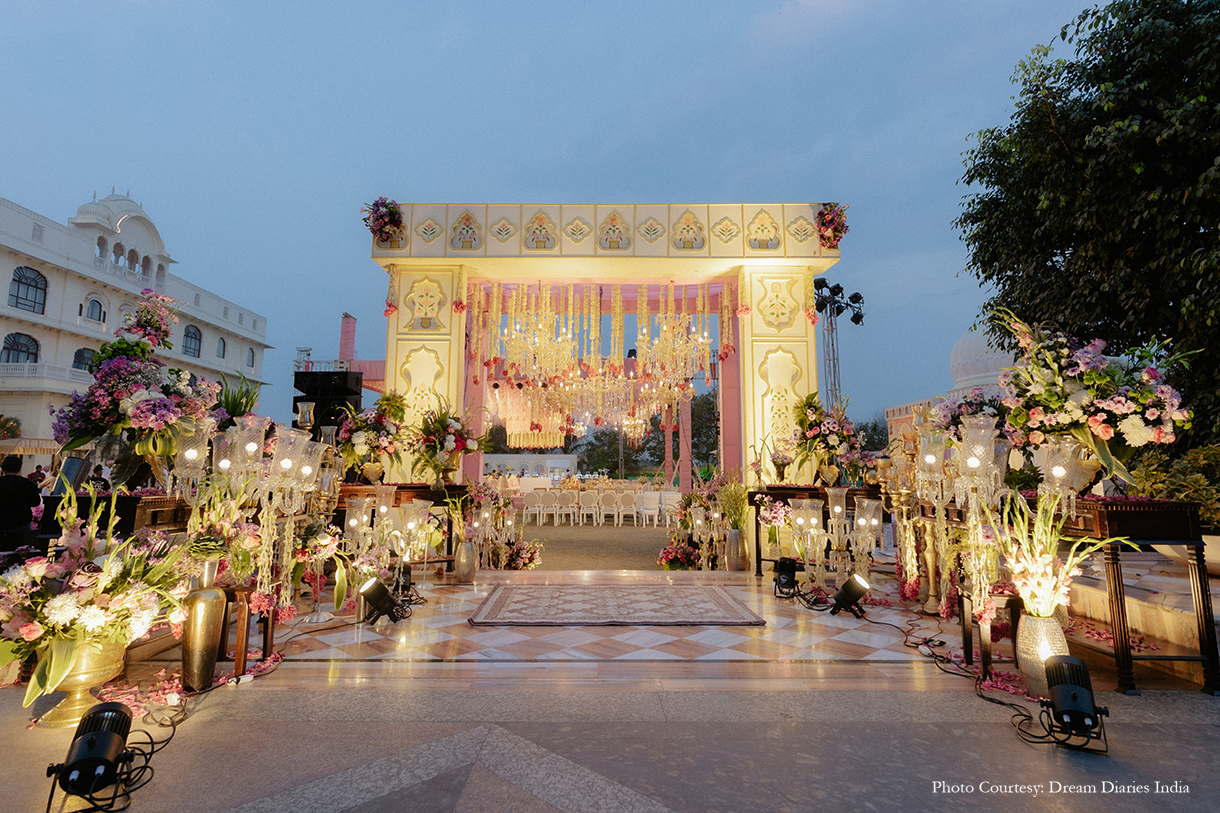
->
572, 428, 642, 477
956, 0, 1220, 446
853, 412, 890, 452
0, 415, 20, 440
641, 391, 721, 469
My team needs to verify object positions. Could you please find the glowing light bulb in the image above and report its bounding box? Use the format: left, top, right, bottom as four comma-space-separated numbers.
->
301, 465, 312, 476
1052, 465, 1067, 479
924, 454, 936, 465
245, 442, 258, 453
184, 449, 198, 461
219, 459, 232, 471
1038, 640, 1053, 662
967, 456, 980, 469
280, 458, 292, 469
834, 506, 842, 514
379, 505, 388, 513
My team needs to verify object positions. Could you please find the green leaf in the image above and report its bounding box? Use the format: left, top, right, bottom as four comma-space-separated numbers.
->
1069, 425, 1134, 485
44, 635, 83, 695
23, 647, 51, 708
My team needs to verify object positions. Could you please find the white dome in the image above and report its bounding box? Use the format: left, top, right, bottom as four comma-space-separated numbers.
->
949, 329, 1012, 395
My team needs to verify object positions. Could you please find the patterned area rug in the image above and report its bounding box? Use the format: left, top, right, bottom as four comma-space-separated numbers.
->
468, 585, 766, 626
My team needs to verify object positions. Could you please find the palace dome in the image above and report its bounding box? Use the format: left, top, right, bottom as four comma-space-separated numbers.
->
948, 329, 1012, 395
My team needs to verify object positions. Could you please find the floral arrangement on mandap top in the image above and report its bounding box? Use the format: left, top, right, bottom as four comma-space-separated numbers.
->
816, 203, 849, 250
0, 488, 185, 706
53, 290, 220, 482
403, 396, 488, 485
362, 197, 405, 243
994, 309, 1193, 483
337, 391, 411, 475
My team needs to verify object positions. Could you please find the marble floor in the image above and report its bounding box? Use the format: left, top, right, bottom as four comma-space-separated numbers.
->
5, 566, 1218, 813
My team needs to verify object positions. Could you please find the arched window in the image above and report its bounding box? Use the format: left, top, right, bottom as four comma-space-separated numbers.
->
246, 347, 255, 368
86, 298, 105, 322
72, 348, 95, 370
96, 237, 108, 260
8, 267, 47, 314
127, 249, 139, 270
113, 243, 125, 266
141, 256, 151, 277
1, 333, 39, 363
217, 337, 226, 358
182, 325, 202, 358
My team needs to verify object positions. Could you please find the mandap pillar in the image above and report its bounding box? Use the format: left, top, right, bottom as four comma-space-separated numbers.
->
381, 264, 469, 483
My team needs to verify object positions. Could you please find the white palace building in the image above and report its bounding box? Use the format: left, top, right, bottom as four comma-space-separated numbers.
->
0, 192, 270, 450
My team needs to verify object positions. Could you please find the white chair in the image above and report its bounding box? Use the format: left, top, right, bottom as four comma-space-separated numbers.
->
616, 491, 637, 526
522, 490, 543, 526
636, 491, 661, 527
555, 490, 577, 526
598, 490, 619, 527
578, 490, 599, 526
538, 490, 558, 525
659, 491, 682, 527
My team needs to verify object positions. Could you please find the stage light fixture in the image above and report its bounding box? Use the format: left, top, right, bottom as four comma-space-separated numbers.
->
1041, 655, 1109, 752
47, 702, 134, 804
830, 574, 870, 617
773, 557, 799, 598
359, 577, 407, 623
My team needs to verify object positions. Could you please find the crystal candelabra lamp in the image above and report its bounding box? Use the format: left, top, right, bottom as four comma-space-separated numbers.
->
344, 495, 375, 554
171, 418, 215, 504
319, 425, 338, 446
789, 498, 826, 589
954, 414, 1004, 510
824, 487, 852, 588
851, 496, 883, 580
296, 401, 315, 434
1039, 435, 1088, 517
915, 427, 951, 503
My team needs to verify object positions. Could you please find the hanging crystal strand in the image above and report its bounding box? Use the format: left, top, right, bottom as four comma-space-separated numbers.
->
468, 282, 482, 366
609, 284, 623, 375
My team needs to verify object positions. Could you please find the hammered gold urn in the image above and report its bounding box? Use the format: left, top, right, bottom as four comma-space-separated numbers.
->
37, 638, 126, 728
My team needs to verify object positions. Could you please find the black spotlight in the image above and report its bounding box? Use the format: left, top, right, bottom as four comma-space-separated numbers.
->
1041, 655, 1109, 752
773, 557, 799, 598
359, 577, 407, 623
830, 574, 870, 617
48, 702, 134, 802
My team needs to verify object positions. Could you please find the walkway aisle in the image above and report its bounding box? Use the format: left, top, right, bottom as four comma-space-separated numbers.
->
4, 569, 1216, 813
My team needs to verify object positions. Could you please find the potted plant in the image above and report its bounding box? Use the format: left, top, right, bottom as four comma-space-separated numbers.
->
716, 479, 749, 571
983, 492, 1126, 697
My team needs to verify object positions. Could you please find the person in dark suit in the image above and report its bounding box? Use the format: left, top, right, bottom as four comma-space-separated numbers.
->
0, 455, 41, 549
87, 465, 111, 492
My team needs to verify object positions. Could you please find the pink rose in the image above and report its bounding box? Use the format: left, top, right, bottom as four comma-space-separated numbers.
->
1028, 407, 1045, 425
19, 622, 44, 642
1028, 431, 1045, 445
24, 556, 49, 579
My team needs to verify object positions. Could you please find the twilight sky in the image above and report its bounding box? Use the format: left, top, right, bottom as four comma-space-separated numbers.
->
1, 0, 1077, 425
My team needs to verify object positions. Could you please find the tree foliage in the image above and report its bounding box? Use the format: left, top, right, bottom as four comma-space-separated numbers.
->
957, 0, 1220, 446
0, 415, 20, 440
640, 391, 721, 469
571, 428, 643, 476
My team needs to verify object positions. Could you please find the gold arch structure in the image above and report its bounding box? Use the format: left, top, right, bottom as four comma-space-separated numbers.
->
371, 203, 841, 493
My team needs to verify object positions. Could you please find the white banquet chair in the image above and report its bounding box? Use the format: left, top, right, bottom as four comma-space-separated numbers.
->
522, 490, 543, 526
659, 491, 682, 527
555, 490, 577, 526
578, 490, 599, 526
598, 490, 619, 527
636, 491, 661, 527
538, 490, 558, 525
616, 491, 637, 526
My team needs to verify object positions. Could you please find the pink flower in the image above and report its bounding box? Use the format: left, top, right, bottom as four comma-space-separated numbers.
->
1141, 366, 1161, 384
19, 621, 44, 642
1028, 430, 1045, 445
1087, 414, 1114, 441
24, 556, 49, 579
1027, 407, 1045, 426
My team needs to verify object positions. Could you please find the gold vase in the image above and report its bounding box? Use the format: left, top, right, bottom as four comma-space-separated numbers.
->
182, 559, 227, 693
362, 461, 385, 483
37, 639, 126, 728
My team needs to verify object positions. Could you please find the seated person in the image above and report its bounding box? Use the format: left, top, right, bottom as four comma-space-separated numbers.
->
87, 465, 111, 492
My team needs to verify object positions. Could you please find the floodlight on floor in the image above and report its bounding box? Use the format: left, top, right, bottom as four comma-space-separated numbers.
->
47, 702, 134, 809
773, 557, 799, 598
830, 574, 870, 617
1040, 655, 1109, 753
359, 577, 408, 623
